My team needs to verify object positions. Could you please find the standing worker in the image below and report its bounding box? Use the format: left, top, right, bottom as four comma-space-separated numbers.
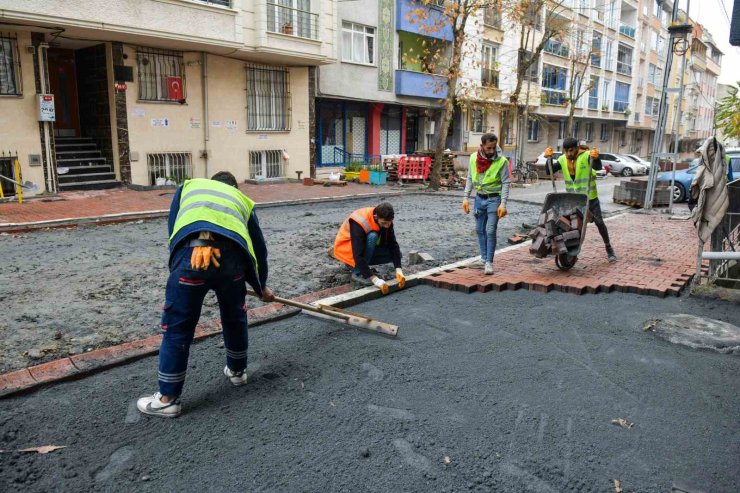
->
462, 133, 510, 275
544, 138, 617, 262
136, 171, 274, 418
332, 202, 405, 294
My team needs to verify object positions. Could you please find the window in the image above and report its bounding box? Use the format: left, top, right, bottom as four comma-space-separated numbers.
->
604, 40, 613, 70
520, 51, 539, 82
591, 32, 602, 67
588, 75, 599, 109
246, 65, 291, 131
644, 96, 653, 116
0, 35, 21, 95
249, 149, 285, 179
558, 120, 566, 139
647, 63, 656, 84
147, 152, 192, 186
527, 118, 539, 142
600, 123, 609, 141
616, 43, 632, 75
545, 39, 569, 58
136, 48, 185, 102
572, 121, 580, 138
541, 64, 567, 105
657, 35, 666, 58
650, 30, 658, 51
619, 130, 626, 146
483, 5, 502, 28
481, 43, 499, 88
654, 1, 661, 17
602, 80, 610, 109
502, 111, 513, 145
614, 81, 630, 112
584, 122, 593, 141
193, 0, 231, 6
525, 3, 542, 31
342, 22, 375, 65
470, 107, 486, 133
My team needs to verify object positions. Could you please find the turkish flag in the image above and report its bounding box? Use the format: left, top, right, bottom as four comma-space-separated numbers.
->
167, 76, 183, 100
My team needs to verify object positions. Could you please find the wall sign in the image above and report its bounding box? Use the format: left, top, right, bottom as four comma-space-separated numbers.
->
37, 94, 55, 122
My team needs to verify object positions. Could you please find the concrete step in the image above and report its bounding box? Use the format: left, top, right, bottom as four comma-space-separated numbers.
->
55, 137, 93, 144
57, 157, 107, 165
58, 172, 116, 184
58, 179, 121, 191
57, 165, 112, 175
55, 143, 97, 149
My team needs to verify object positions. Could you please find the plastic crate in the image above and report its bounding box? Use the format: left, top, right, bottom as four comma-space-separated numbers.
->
369, 170, 387, 185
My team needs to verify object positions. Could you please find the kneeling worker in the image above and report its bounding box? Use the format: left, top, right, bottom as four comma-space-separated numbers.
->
333, 202, 405, 294
545, 138, 617, 262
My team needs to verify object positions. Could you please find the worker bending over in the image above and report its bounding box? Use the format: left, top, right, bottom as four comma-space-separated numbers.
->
462, 133, 510, 275
545, 138, 617, 262
137, 171, 273, 418
333, 202, 405, 294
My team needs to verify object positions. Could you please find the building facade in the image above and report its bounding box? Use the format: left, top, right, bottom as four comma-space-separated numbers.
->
0, 0, 336, 195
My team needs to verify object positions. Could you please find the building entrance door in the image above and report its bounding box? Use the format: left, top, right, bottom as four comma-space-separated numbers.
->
47, 49, 81, 137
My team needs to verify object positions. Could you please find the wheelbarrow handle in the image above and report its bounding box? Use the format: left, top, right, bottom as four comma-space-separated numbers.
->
578, 156, 595, 248
545, 157, 557, 193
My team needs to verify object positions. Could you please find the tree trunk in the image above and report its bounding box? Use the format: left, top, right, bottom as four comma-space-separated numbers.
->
566, 108, 575, 137
428, 77, 456, 190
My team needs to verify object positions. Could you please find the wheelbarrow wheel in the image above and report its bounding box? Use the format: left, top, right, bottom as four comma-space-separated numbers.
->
555, 253, 578, 271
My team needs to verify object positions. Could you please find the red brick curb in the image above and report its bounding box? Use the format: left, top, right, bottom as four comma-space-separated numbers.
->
0, 284, 352, 398
423, 214, 703, 298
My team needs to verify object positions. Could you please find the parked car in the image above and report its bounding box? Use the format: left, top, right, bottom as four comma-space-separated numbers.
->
657, 158, 700, 202
600, 153, 648, 177
531, 151, 608, 179
727, 150, 740, 181
622, 154, 652, 171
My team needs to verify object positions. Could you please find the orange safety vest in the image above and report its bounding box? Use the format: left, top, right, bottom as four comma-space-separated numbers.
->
333, 207, 380, 267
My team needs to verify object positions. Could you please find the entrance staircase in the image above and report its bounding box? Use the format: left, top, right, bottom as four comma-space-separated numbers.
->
55, 136, 120, 191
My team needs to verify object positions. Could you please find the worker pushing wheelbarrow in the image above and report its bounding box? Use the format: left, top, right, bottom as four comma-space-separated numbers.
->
528, 138, 617, 270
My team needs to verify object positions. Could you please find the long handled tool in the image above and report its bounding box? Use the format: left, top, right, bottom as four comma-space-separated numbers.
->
246, 289, 398, 337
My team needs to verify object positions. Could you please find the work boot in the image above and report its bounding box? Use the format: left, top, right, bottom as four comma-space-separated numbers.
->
484, 262, 494, 275
136, 392, 181, 418
351, 273, 373, 286
606, 245, 617, 263
224, 366, 248, 386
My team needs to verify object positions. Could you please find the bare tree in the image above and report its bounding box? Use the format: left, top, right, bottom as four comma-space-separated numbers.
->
563, 26, 598, 135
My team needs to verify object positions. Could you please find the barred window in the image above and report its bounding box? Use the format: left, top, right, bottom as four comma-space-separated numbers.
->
147, 152, 192, 186
136, 48, 185, 102
0, 34, 22, 95
246, 65, 291, 131
249, 149, 285, 179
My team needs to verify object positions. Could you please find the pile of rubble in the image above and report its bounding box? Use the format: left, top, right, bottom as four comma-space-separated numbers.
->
529, 207, 585, 258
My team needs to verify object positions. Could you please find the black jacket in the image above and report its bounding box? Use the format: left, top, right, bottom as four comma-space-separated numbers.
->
349, 220, 402, 278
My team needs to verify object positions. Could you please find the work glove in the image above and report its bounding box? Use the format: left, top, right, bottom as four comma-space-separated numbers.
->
372, 276, 389, 295
497, 205, 508, 219
589, 148, 599, 159
191, 246, 221, 270
462, 199, 470, 214
395, 268, 406, 289
544, 147, 554, 158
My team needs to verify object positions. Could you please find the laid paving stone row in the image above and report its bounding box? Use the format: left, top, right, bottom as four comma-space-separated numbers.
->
0, 284, 351, 397
423, 214, 701, 298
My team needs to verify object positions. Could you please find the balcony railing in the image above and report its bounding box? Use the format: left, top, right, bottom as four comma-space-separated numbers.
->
619, 24, 636, 38
483, 7, 502, 29
266, 2, 319, 40
541, 89, 568, 106
613, 100, 629, 112
481, 68, 499, 88
616, 61, 632, 75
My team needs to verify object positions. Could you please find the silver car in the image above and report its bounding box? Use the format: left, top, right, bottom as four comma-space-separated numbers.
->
601, 153, 648, 177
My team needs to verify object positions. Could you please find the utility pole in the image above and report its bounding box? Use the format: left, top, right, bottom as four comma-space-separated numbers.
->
517, 24, 536, 170
645, 0, 683, 209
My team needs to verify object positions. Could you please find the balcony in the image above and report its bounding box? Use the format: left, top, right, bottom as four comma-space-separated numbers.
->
396, 0, 453, 41
541, 89, 568, 106
544, 39, 569, 58
613, 100, 629, 112
616, 61, 632, 76
619, 24, 636, 38
481, 68, 499, 89
395, 70, 448, 98
266, 2, 319, 40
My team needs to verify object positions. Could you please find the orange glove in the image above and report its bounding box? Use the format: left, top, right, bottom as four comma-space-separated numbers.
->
544, 147, 554, 158
589, 148, 599, 159
372, 276, 389, 295
190, 246, 221, 270
462, 199, 470, 214
395, 268, 406, 289
497, 205, 507, 218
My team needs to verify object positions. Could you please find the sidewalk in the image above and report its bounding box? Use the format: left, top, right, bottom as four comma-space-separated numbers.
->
0, 182, 406, 231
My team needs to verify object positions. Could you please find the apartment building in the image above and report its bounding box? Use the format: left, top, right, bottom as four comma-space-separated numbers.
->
0, 0, 336, 196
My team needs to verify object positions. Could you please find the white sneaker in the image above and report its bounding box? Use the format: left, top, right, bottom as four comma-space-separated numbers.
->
136, 392, 181, 418
484, 262, 494, 275
224, 366, 248, 386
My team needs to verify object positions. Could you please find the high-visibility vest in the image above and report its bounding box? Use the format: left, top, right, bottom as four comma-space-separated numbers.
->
558, 152, 598, 200
333, 207, 380, 267
469, 153, 507, 195
170, 178, 258, 269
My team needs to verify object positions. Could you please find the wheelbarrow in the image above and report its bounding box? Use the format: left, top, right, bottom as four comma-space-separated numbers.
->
542, 155, 595, 271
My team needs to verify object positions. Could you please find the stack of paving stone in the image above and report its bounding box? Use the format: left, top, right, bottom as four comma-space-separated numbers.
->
382, 157, 400, 181
528, 207, 584, 258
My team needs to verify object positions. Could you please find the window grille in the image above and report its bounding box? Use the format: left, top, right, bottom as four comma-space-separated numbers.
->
249, 150, 285, 179
0, 153, 17, 196
246, 65, 291, 131
470, 108, 485, 133
266, 1, 318, 40
0, 34, 22, 96
136, 48, 185, 102
147, 152, 192, 185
